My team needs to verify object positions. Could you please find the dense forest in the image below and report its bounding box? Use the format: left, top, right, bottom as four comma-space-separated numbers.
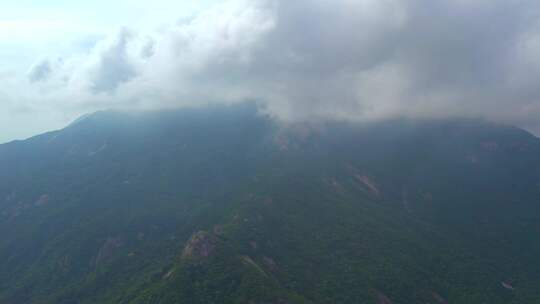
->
1, 104, 540, 303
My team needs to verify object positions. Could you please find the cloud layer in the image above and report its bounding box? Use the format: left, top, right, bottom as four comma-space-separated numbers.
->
11, 0, 540, 135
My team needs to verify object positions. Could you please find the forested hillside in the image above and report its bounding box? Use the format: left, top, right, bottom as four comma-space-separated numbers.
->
1, 104, 540, 303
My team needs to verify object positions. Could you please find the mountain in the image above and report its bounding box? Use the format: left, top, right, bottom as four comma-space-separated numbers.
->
1, 103, 540, 303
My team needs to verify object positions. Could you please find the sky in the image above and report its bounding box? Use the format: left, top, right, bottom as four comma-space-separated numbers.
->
2, 0, 540, 143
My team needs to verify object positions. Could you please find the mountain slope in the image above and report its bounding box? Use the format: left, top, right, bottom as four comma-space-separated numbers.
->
1, 104, 540, 303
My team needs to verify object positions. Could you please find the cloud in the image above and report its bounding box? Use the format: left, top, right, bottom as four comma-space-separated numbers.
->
140, 37, 155, 59
14, 0, 540, 133
89, 28, 137, 93
28, 59, 52, 82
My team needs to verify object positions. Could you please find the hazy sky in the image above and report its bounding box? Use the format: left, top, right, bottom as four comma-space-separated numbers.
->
2, 0, 540, 143
0, 0, 218, 143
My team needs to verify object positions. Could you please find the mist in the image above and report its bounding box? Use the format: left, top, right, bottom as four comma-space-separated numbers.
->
3, 0, 540, 142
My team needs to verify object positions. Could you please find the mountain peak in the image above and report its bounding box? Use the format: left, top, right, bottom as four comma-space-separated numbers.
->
1, 105, 540, 303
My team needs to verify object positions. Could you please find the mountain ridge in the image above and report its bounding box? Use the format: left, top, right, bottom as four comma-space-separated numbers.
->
1, 104, 540, 303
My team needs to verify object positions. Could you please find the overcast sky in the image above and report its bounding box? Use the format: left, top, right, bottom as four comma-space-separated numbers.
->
2, 0, 540, 143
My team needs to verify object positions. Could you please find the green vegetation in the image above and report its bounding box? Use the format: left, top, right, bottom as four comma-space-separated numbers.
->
1, 104, 540, 303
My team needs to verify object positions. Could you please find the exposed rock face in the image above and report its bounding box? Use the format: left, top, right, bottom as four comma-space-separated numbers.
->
502, 281, 515, 290
34, 194, 50, 207
273, 123, 324, 151
431, 292, 449, 304
95, 237, 123, 267
355, 174, 380, 197
376, 291, 393, 304
241, 256, 269, 277
182, 231, 219, 260
262, 256, 278, 272
162, 269, 174, 280
213, 224, 225, 235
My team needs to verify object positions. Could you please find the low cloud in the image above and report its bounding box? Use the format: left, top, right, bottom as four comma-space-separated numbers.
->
28, 60, 52, 82
14, 0, 540, 133
89, 29, 137, 94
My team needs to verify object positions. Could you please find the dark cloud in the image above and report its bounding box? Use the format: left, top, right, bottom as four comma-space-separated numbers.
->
243, 0, 540, 123
147, 0, 540, 126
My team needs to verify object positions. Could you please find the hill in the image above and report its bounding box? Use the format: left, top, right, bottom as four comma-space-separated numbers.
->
1, 104, 540, 303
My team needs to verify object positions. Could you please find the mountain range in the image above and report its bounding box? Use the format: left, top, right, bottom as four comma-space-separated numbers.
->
1, 104, 540, 303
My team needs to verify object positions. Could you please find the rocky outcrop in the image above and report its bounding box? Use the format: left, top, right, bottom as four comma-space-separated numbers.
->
502, 281, 515, 290
34, 194, 50, 207
431, 292, 448, 304
355, 174, 380, 197
375, 291, 393, 304
95, 237, 123, 267
182, 231, 219, 260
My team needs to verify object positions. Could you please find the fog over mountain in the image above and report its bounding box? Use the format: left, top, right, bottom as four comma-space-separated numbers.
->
2, 0, 540, 142
2, 104, 540, 303
4, 2, 540, 303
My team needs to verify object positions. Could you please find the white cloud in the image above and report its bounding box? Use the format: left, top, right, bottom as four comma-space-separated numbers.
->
28, 59, 52, 82
3, 0, 540, 142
